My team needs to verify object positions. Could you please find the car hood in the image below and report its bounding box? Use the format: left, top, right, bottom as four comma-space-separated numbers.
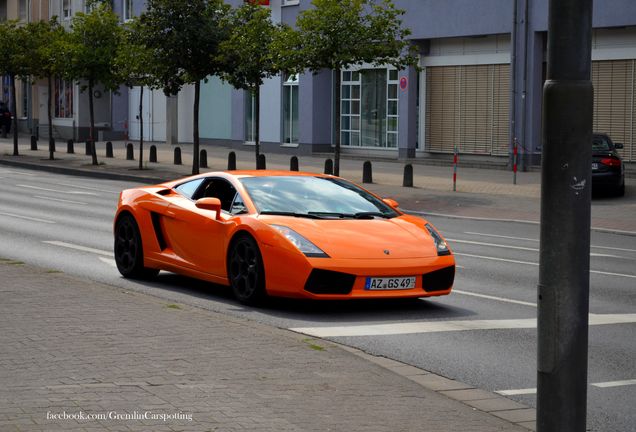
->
262, 215, 439, 259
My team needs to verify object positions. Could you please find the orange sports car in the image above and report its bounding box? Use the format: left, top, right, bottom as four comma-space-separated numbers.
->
114, 170, 455, 304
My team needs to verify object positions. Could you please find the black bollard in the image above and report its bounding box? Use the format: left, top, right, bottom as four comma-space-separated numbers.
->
67, 139, 74, 154
403, 164, 413, 187
85, 141, 92, 155
30, 135, 37, 151
174, 147, 182, 165
362, 161, 373, 183
290, 156, 299, 171
106, 141, 113, 158
228, 151, 236, 170
324, 159, 333, 175
126, 143, 134, 160
257, 154, 266, 170
200, 149, 208, 168
149, 145, 157, 163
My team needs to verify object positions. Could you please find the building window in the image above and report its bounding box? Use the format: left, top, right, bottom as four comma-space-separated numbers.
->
283, 74, 299, 144
340, 70, 361, 146
62, 0, 71, 19
21, 80, 28, 118
19, 0, 27, 21
54, 78, 73, 119
282, 0, 300, 5
245, 92, 255, 143
123, 0, 133, 21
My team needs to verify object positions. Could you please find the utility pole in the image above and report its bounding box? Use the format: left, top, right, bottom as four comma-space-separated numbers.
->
537, 0, 593, 431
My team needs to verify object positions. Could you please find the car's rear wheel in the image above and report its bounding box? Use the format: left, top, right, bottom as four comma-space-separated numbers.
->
228, 235, 266, 304
114, 213, 159, 279
617, 181, 625, 197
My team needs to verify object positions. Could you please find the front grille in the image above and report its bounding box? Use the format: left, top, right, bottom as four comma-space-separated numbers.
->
304, 269, 356, 295
423, 266, 455, 292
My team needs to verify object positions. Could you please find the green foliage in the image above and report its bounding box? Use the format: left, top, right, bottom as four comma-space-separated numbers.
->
136, 0, 231, 96
66, 2, 123, 91
116, 17, 157, 89
24, 18, 67, 81
0, 20, 31, 79
295, 0, 417, 71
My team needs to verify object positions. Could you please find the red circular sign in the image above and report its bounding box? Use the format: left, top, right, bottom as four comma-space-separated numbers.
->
399, 76, 408, 91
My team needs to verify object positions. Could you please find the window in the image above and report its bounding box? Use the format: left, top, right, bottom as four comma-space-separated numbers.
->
340, 70, 361, 146
62, 0, 71, 19
123, 0, 133, 21
282, 0, 300, 5
175, 178, 205, 199
245, 92, 255, 143
54, 78, 73, 118
194, 178, 239, 212
19, 0, 27, 21
283, 74, 299, 144
21, 80, 28, 118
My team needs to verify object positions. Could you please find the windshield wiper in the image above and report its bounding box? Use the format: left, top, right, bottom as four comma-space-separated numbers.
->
259, 211, 324, 219
353, 212, 390, 219
307, 211, 390, 219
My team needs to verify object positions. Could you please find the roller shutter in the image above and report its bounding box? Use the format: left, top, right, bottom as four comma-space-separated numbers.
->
592, 59, 635, 162
425, 64, 509, 156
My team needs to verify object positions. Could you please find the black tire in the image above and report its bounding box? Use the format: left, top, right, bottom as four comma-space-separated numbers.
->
616, 181, 625, 197
114, 213, 159, 279
228, 234, 266, 305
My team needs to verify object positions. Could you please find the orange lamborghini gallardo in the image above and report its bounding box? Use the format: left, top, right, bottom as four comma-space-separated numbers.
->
114, 171, 455, 304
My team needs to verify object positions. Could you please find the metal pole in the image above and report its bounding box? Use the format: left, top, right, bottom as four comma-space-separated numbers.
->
452, 145, 458, 192
537, 0, 593, 431
513, 138, 518, 185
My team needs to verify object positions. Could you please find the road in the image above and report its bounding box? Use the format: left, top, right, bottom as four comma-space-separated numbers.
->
0, 166, 634, 432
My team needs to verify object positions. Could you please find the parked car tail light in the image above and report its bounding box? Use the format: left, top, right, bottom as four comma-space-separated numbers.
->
600, 157, 621, 167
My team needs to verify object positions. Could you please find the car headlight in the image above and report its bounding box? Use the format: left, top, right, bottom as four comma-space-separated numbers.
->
425, 224, 451, 256
270, 225, 329, 258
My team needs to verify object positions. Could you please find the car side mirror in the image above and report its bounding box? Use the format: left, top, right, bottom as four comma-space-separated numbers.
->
195, 197, 222, 220
615, 142, 624, 149
383, 198, 399, 209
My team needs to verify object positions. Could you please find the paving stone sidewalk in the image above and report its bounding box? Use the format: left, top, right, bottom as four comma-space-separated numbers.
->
0, 261, 534, 432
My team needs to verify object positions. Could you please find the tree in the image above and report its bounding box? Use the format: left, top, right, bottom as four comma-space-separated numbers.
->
295, 0, 417, 176
66, 2, 123, 165
26, 19, 67, 160
218, 2, 293, 167
0, 21, 31, 156
116, 18, 157, 170
136, 0, 231, 175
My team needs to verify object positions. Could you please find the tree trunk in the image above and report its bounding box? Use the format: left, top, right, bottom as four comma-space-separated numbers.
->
139, 86, 144, 170
47, 75, 54, 160
254, 87, 260, 167
191, 80, 200, 175
88, 79, 98, 165
11, 74, 18, 156
334, 68, 341, 176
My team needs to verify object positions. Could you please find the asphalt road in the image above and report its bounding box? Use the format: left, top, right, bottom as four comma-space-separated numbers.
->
0, 166, 634, 432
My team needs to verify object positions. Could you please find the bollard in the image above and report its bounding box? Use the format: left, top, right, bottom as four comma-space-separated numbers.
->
362, 161, 373, 184
174, 147, 182, 165
200, 149, 208, 168
290, 156, 299, 171
512, 138, 518, 185
324, 159, 333, 175
453, 145, 458, 192
149, 145, 157, 163
403, 164, 413, 187
30, 135, 37, 151
106, 141, 113, 158
85, 141, 92, 155
126, 143, 134, 160
257, 154, 266, 170
228, 151, 236, 170
67, 139, 74, 154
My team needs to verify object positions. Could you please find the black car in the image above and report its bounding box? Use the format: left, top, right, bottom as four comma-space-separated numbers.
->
592, 133, 625, 196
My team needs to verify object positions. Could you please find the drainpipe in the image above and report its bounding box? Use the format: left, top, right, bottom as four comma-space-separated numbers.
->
520, 0, 529, 171
510, 0, 518, 169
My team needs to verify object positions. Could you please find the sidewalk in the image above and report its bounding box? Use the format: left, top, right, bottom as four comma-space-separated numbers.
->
1, 135, 635, 233
0, 261, 532, 431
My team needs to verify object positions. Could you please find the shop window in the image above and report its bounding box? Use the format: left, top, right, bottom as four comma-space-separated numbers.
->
54, 78, 73, 119
245, 92, 255, 143
283, 74, 299, 144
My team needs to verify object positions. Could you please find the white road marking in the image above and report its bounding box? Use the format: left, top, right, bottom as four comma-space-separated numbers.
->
33, 195, 88, 205
465, 231, 636, 253
448, 238, 539, 252
16, 184, 98, 195
0, 169, 37, 176
496, 388, 537, 396
406, 210, 538, 226
56, 182, 119, 194
43, 241, 112, 257
98, 257, 117, 267
455, 252, 636, 279
0, 211, 55, 224
592, 379, 636, 388
290, 314, 636, 338
453, 289, 537, 308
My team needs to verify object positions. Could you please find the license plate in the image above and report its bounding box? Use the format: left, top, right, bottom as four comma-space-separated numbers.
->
592, 162, 599, 170
365, 276, 416, 290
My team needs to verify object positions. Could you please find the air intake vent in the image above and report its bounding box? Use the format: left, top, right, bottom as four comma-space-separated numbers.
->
423, 266, 455, 292
304, 269, 356, 295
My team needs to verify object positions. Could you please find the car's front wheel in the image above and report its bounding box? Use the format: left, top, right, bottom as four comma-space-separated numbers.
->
228, 234, 266, 305
114, 213, 159, 279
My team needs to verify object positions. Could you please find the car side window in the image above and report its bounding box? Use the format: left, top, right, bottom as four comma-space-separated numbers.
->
175, 178, 205, 199
194, 178, 238, 212
230, 193, 247, 215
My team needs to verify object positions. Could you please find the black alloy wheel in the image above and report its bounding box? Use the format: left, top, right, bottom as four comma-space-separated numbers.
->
114, 214, 158, 279
228, 235, 266, 304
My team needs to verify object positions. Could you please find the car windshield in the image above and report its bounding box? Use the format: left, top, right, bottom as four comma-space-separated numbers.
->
240, 176, 398, 219
592, 135, 611, 152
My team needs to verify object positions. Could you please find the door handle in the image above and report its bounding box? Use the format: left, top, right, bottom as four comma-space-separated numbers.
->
165, 210, 176, 218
